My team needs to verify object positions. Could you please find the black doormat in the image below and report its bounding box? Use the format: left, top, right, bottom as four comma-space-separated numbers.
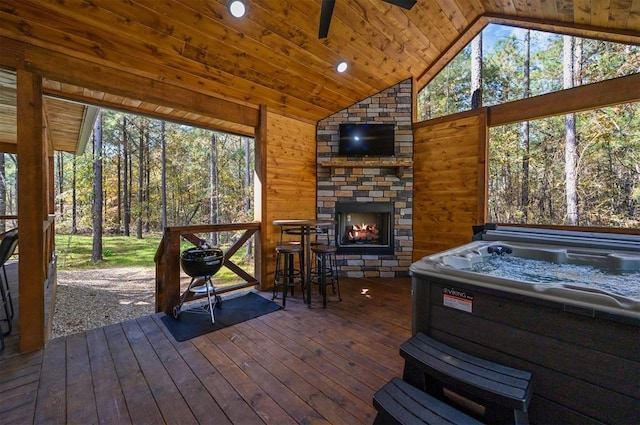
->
160, 292, 281, 342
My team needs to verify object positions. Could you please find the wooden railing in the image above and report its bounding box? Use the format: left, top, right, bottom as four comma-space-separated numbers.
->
0, 214, 18, 230
154, 222, 261, 315
44, 215, 56, 280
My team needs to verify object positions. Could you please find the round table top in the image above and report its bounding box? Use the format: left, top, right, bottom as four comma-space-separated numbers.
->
272, 218, 335, 227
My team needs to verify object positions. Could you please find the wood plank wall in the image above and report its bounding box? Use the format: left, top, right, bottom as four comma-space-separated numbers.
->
258, 111, 317, 287
412, 109, 488, 261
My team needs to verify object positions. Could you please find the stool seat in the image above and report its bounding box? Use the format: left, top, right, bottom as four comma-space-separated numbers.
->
311, 244, 337, 254
276, 242, 302, 253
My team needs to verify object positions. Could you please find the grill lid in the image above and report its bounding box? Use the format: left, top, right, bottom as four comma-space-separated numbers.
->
180, 246, 224, 277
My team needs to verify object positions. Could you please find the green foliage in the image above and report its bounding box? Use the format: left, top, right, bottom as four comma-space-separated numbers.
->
489, 105, 639, 227
419, 23, 639, 228
55, 233, 255, 285
54, 112, 255, 240
417, 46, 471, 119
418, 25, 640, 119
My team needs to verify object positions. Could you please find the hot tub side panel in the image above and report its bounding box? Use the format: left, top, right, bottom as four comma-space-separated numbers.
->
411, 275, 640, 425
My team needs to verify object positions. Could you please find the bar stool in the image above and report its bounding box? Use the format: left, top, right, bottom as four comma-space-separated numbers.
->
273, 243, 303, 307
310, 242, 341, 309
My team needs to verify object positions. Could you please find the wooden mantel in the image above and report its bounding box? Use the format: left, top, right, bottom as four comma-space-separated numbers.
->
320, 158, 413, 178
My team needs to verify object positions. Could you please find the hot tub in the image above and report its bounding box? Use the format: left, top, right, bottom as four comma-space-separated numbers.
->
410, 226, 639, 424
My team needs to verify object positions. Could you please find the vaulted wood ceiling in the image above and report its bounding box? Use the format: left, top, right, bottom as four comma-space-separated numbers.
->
0, 0, 639, 142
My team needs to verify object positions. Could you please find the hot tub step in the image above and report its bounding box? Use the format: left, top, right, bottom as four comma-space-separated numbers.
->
373, 377, 483, 425
401, 333, 533, 425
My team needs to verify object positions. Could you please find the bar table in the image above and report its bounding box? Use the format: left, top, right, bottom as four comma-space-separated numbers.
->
272, 219, 336, 307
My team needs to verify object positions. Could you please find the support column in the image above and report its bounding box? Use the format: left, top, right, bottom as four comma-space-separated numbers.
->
255, 104, 267, 289
17, 70, 46, 352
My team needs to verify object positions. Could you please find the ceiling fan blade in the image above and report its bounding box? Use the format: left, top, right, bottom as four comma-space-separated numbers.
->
318, 0, 336, 39
382, 0, 417, 10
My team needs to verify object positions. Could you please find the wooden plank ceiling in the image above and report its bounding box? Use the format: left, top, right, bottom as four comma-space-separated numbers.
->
0, 0, 638, 151
0, 69, 98, 154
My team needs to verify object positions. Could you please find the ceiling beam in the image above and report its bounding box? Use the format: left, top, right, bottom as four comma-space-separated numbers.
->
489, 73, 640, 127
0, 142, 17, 154
0, 37, 260, 130
43, 88, 254, 138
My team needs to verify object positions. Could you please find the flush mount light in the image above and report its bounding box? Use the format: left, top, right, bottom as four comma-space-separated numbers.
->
228, 0, 246, 18
336, 61, 348, 73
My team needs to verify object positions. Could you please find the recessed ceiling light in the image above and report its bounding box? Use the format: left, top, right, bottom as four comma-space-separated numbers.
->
336, 61, 348, 73
228, 1, 246, 18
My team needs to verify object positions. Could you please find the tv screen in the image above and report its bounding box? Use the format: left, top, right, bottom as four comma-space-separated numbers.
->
339, 123, 395, 157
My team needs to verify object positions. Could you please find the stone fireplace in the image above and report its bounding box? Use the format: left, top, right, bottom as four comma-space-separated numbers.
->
316, 79, 414, 278
335, 202, 393, 255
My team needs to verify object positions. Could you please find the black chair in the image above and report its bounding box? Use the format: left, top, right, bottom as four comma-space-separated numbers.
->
0, 228, 18, 348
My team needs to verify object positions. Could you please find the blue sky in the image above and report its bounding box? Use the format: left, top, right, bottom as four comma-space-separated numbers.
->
482, 24, 526, 52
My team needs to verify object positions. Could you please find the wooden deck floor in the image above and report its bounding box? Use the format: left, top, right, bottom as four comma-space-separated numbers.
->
0, 274, 412, 424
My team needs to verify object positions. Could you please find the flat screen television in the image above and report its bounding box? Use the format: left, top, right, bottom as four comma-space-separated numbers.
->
338, 123, 395, 157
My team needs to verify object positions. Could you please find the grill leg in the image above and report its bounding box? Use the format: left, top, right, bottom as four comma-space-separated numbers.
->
204, 277, 215, 324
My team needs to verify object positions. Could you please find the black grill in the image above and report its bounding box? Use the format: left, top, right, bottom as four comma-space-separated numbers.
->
180, 247, 224, 277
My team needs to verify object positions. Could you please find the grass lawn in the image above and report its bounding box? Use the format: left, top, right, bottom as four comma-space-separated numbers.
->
55, 233, 255, 284
56, 233, 165, 269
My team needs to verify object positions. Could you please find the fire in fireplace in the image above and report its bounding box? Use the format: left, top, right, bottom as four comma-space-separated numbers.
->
347, 223, 380, 242
335, 202, 393, 254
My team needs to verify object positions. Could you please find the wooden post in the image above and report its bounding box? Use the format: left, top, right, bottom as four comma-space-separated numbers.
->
17, 70, 46, 352
165, 231, 180, 315
255, 105, 267, 290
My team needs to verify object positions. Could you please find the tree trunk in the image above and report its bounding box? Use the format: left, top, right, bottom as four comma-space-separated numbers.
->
92, 111, 103, 262
0, 154, 6, 233
57, 151, 64, 216
471, 33, 482, 108
563, 35, 578, 225
521, 29, 531, 223
136, 120, 144, 239
209, 133, 218, 245
123, 117, 130, 236
244, 136, 252, 258
160, 120, 167, 230
144, 127, 151, 233
72, 155, 77, 234
116, 129, 122, 234
128, 143, 133, 233
423, 88, 431, 120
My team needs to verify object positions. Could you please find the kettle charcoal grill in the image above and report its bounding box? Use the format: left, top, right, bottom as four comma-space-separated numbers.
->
174, 245, 225, 324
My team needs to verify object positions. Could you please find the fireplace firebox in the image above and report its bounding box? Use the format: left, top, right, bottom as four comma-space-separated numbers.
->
335, 202, 394, 254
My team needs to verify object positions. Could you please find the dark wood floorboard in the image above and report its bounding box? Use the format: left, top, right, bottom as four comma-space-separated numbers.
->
0, 277, 412, 424
86, 326, 132, 425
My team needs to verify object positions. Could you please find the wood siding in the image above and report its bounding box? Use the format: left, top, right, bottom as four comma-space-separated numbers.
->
259, 111, 317, 288
412, 109, 488, 260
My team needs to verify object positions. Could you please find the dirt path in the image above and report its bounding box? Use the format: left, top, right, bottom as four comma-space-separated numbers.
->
52, 267, 156, 339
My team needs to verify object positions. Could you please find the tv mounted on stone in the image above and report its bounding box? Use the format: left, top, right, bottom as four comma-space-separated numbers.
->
338, 123, 395, 157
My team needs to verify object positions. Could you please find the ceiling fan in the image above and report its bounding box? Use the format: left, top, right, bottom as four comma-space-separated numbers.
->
318, 0, 417, 39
